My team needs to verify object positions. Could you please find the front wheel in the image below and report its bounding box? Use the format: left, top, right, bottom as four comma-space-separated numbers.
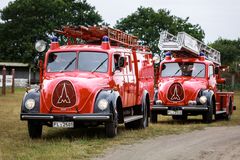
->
28, 120, 42, 139
202, 102, 213, 123
150, 111, 158, 123
105, 120, 117, 138
105, 109, 118, 138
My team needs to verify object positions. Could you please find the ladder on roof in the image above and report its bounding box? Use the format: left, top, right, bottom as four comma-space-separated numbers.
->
55, 25, 149, 51
158, 31, 221, 65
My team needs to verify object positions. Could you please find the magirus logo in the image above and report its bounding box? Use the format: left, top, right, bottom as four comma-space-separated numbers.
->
52, 80, 76, 107
167, 83, 184, 102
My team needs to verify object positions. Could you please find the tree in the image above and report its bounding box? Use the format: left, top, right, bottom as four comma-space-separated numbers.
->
210, 38, 240, 72
115, 7, 205, 53
0, 0, 103, 63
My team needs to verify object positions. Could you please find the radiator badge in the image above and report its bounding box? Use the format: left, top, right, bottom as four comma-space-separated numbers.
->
167, 83, 184, 102
52, 80, 76, 107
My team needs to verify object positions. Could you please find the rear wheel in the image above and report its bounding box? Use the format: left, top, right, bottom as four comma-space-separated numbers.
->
125, 98, 148, 129
225, 100, 233, 121
28, 120, 42, 139
202, 102, 213, 123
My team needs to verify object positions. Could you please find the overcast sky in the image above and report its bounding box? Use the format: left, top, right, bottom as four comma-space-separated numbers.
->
1, 0, 240, 43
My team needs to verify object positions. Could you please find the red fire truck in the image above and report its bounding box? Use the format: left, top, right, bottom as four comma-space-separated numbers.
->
151, 31, 235, 123
20, 26, 154, 138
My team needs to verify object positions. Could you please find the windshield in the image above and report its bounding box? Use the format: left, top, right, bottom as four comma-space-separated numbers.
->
161, 62, 205, 78
78, 52, 108, 73
47, 52, 76, 72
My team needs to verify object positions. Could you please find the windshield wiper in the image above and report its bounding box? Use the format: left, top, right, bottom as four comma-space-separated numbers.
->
171, 68, 181, 77
91, 58, 108, 73
59, 57, 76, 72
194, 68, 204, 78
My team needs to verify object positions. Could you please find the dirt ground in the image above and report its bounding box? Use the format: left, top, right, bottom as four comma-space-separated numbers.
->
94, 126, 240, 160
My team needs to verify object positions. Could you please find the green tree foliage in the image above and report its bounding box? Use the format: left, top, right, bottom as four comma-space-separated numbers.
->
0, 0, 103, 63
211, 38, 240, 72
115, 7, 205, 52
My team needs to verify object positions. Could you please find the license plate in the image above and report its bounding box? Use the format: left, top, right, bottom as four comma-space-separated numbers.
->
167, 110, 182, 115
53, 121, 74, 128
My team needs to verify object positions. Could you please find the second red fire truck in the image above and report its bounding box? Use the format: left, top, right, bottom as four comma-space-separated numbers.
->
151, 31, 235, 123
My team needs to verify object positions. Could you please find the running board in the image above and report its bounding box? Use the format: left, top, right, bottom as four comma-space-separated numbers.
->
216, 111, 226, 115
124, 115, 143, 123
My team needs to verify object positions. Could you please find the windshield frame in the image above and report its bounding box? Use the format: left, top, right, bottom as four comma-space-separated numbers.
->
46, 51, 77, 73
46, 51, 109, 73
160, 62, 206, 78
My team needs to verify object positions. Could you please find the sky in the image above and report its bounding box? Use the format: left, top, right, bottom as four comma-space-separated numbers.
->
1, 0, 240, 43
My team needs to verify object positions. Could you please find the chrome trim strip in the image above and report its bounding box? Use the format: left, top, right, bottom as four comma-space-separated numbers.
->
124, 115, 143, 123
21, 115, 54, 119
152, 106, 168, 110
181, 107, 208, 111
73, 115, 110, 120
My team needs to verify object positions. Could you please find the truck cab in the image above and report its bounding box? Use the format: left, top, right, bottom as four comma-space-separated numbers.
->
151, 31, 235, 123
20, 26, 154, 138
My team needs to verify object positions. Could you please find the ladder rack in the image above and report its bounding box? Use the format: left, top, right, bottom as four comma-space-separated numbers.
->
55, 26, 149, 51
158, 31, 221, 65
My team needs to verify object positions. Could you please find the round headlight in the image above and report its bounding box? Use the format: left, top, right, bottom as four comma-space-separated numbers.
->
156, 100, 162, 105
25, 99, 35, 110
153, 54, 160, 64
199, 96, 207, 104
98, 99, 108, 111
35, 40, 47, 52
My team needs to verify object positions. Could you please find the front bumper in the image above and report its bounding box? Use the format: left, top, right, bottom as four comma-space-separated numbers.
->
20, 113, 112, 122
152, 104, 208, 115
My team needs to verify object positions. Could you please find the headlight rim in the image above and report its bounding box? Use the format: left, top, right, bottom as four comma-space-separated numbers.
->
199, 96, 207, 104
97, 99, 108, 111
25, 98, 36, 110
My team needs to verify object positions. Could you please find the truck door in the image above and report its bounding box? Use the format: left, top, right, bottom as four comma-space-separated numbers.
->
126, 54, 136, 107
208, 65, 216, 90
112, 53, 128, 107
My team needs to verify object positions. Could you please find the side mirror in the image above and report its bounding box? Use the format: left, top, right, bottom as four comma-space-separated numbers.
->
118, 57, 125, 68
215, 67, 219, 74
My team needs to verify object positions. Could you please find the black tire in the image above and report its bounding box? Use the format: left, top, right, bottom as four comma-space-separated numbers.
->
225, 100, 232, 121
105, 120, 117, 138
28, 120, 42, 139
105, 109, 118, 138
202, 102, 213, 123
125, 98, 148, 129
172, 115, 187, 121
150, 110, 158, 123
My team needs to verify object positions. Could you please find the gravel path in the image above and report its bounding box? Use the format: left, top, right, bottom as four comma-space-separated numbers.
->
94, 126, 240, 160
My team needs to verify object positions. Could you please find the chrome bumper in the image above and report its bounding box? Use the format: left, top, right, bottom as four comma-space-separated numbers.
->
20, 113, 112, 121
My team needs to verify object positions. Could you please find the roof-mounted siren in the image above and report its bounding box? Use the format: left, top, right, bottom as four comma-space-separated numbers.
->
50, 36, 60, 50
101, 36, 111, 50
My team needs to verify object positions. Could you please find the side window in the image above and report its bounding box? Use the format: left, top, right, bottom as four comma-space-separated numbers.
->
128, 55, 132, 72
112, 54, 120, 72
208, 65, 214, 78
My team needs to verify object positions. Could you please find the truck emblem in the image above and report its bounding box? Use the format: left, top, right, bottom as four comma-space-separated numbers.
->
167, 83, 184, 102
52, 80, 76, 108
57, 83, 71, 104
171, 85, 181, 101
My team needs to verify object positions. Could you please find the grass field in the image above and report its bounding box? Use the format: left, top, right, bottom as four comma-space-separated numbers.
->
0, 88, 240, 160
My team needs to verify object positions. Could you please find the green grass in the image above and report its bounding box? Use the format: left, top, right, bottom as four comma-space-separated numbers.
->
0, 89, 240, 160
